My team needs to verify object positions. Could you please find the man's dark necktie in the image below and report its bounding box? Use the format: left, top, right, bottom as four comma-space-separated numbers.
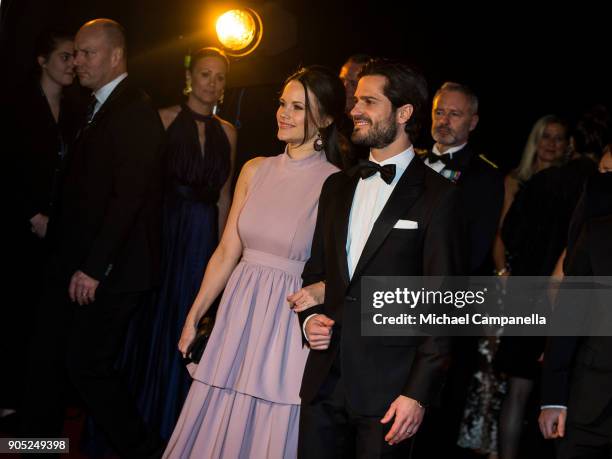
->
86, 95, 97, 123
426, 151, 451, 166
355, 160, 396, 184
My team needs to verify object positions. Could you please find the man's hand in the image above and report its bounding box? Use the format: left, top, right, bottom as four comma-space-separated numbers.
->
305, 314, 334, 350
69, 270, 100, 305
380, 395, 425, 445
288, 281, 325, 312
29, 213, 49, 239
539, 408, 567, 439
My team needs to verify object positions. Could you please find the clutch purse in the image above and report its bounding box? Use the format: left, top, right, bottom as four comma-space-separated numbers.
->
185, 316, 215, 364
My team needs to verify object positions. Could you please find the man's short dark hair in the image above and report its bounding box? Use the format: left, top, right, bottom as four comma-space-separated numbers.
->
359, 58, 428, 142
434, 81, 479, 115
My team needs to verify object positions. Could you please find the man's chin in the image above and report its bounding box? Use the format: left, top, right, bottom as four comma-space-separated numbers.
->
351, 129, 368, 144
77, 77, 92, 88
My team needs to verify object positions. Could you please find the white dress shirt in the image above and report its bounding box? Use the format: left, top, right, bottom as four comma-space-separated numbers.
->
91, 72, 128, 118
346, 147, 415, 278
303, 146, 415, 339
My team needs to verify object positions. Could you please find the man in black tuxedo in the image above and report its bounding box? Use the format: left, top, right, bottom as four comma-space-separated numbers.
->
297, 59, 468, 458
20, 19, 164, 457
422, 81, 503, 274
539, 167, 612, 459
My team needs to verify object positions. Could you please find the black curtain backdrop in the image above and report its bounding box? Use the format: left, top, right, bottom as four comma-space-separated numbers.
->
1, 0, 610, 173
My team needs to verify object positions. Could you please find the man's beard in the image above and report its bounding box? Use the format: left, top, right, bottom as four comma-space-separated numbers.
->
432, 125, 458, 146
351, 113, 397, 149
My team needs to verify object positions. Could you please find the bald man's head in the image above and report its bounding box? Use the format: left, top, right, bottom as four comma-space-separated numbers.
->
74, 18, 127, 90
82, 19, 126, 53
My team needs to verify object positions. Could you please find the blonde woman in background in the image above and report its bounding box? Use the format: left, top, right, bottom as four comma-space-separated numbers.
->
492, 115, 569, 276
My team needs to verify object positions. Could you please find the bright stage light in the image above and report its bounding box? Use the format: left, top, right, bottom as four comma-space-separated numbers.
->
215, 8, 263, 57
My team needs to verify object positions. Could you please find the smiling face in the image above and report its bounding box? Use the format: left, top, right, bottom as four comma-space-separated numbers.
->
276, 79, 323, 145
350, 75, 399, 149
187, 56, 227, 106
536, 122, 568, 164
431, 90, 478, 152
38, 39, 75, 87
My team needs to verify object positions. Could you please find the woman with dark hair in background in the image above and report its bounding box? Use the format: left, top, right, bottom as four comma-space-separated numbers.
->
1, 28, 79, 418
17, 29, 77, 242
163, 65, 347, 458
119, 47, 237, 442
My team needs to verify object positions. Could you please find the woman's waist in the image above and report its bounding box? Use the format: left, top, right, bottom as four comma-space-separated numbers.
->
240, 248, 305, 276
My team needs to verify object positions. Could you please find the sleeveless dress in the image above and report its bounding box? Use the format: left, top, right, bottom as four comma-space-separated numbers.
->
163, 151, 338, 458
121, 104, 231, 440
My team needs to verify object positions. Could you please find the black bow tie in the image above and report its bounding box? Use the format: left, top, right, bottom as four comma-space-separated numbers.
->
355, 160, 396, 184
427, 151, 451, 165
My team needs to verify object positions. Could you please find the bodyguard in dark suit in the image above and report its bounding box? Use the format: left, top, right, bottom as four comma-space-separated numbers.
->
20, 19, 164, 457
539, 168, 612, 459
297, 60, 468, 458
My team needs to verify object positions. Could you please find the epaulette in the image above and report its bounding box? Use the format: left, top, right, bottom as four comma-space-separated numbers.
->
415, 148, 428, 158
478, 154, 498, 169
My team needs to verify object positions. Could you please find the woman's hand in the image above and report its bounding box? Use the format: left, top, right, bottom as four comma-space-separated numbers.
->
287, 281, 325, 312
178, 320, 198, 358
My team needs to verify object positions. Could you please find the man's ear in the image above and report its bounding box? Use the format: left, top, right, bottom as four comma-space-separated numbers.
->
469, 113, 479, 132
110, 47, 123, 67
396, 103, 414, 125
37, 56, 46, 69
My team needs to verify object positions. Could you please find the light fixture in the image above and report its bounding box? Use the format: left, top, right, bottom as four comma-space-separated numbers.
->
215, 8, 263, 57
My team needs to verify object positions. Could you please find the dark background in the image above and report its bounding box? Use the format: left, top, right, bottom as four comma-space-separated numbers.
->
1, 0, 610, 172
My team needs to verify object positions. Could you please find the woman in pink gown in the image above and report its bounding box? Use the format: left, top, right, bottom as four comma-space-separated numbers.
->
163, 65, 348, 459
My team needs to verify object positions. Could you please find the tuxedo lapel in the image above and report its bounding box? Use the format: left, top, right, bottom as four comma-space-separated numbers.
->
351, 157, 426, 281
333, 173, 360, 288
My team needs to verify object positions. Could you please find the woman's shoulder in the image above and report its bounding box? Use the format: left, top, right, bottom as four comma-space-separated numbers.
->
240, 156, 268, 180
505, 169, 521, 189
214, 115, 237, 141
158, 105, 181, 130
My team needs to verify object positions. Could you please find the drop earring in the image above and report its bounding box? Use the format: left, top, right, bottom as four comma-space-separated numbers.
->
313, 131, 324, 151
213, 91, 224, 115
183, 79, 192, 96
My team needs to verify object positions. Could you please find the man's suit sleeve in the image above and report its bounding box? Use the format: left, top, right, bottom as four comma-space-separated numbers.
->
541, 336, 579, 407
542, 217, 591, 407
81, 99, 163, 280
302, 175, 332, 287
298, 175, 334, 343
403, 185, 468, 405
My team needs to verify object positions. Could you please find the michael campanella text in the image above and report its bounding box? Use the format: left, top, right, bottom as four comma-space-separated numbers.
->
372, 313, 547, 326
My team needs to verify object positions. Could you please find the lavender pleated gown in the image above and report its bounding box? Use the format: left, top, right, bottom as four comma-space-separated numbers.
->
164, 151, 338, 459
